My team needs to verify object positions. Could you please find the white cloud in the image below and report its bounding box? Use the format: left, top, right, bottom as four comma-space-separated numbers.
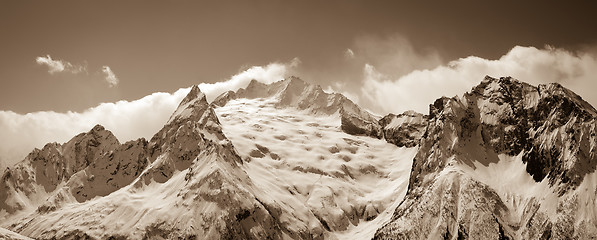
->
0, 61, 296, 170
0, 88, 190, 170
354, 45, 597, 115
35, 55, 86, 74
352, 34, 443, 78
12, 46, 597, 170
35, 55, 121, 87
290, 57, 302, 68
102, 66, 119, 87
318, 34, 445, 109
344, 48, 355, 59
198, 59, 297, 102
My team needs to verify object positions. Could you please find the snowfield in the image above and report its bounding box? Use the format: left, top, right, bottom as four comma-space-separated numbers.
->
215, 97, 416, 239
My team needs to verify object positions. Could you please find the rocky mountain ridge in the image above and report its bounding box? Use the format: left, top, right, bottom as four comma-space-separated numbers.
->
0, 76, 596, 239
0, 124, 121, 217
1, 84, 329, 239
215, 76, 428, 147
374, 76, 597, 239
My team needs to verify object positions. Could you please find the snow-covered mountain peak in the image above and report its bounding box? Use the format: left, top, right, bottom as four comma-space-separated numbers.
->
375, 76, 597, 239
0, 124, 121, 220
167, 84, 209, 124
64, 124, 119, 146
473, 76, 596, 121
235, 76, 343, 113
218, 77, 384, 138
179, 84, 205, 107
235, 78, 283, 99
61, 124, 120, 173
211, 90, 236, 107
410, 76, 597, 191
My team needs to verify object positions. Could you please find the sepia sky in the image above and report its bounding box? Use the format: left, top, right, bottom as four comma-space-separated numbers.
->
1, 1, 597, 113
1, 1, 597, 167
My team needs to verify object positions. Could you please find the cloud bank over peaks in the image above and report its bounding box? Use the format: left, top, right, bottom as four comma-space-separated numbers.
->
336, 45, 597, 115
198, 58, 298, 102
0, 60, 298, 170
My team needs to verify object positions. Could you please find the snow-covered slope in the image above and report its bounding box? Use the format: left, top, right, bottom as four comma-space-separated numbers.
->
232, 76, 383, 138
0, 81, 416, 239
374, 76, 597, 239
0, 227, 32, 240
3, 85, 305, 239
215, 97, 416, 239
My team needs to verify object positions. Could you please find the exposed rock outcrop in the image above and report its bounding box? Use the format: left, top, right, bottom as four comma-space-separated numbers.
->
0, 125, 120, 217
378, 111, 428, 147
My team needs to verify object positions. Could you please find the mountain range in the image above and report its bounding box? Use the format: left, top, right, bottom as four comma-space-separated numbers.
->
1, 76, 595, 239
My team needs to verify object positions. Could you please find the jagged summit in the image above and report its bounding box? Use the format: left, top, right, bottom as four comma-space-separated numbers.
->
64, 124, 118, 148
409, 75, 597, 193
89, 124, 107, 132
464, 76, 597, 186
0, 124, 121, 219
232, 76, 341, 113
180, 84, 204, 105
235, 78, 286, 99
211, 90, 235, 107
475, 75, 596, 117
167, 84, 210, 124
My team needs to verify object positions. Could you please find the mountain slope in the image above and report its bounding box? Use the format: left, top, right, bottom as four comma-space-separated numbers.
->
0, 227, 32, 240
214, 96, 416, 239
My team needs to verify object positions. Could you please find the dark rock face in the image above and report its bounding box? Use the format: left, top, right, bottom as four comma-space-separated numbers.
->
67, 138, 149, 203
378, 111, 428, 147
0, 125, 120, 216
521, 83, 597, 191
407, 76, 597, 196
339, 107, 382, 139
470, 77, 596, 193
137, 85, 232, 186
375, 76, 597, 239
